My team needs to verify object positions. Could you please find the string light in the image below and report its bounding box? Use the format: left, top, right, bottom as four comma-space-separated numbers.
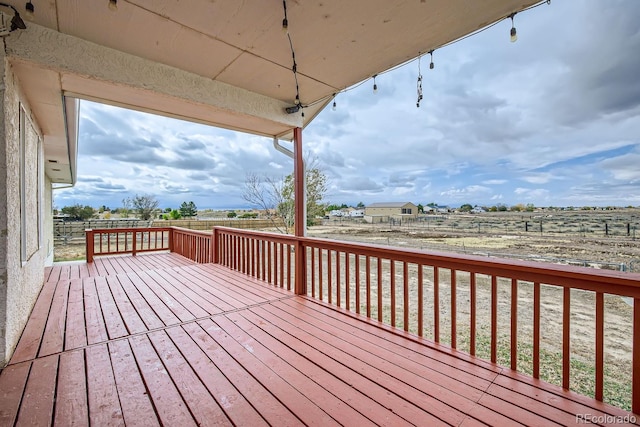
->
24, 1, 34, 20
281, 0, 288, 33
416, 54, 423, 108
306, 1, 550, 112
108, 0, 117, 11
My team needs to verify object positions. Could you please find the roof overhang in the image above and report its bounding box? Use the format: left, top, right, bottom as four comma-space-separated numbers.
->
1, 0, 544, 185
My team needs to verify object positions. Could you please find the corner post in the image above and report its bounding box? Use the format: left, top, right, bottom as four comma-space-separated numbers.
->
211, 227, 219, 264
293, 127, 307, 295
85, 229, 94, 263
132, 230, 137, 257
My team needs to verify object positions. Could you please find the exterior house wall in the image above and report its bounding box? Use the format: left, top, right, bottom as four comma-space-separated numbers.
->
0, 56, 49, 366
365, 203, 419, 218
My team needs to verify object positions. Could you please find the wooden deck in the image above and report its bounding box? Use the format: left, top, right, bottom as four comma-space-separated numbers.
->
1, 253, 637, 426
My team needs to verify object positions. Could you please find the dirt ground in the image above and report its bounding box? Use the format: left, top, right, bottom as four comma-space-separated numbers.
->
54, 210, 638, 410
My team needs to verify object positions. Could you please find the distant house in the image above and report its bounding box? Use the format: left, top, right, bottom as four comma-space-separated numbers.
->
365, 202, 419, 219
349, 209, 365, 218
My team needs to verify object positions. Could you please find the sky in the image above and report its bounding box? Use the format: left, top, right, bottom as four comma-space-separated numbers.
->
55, 0, 640, 211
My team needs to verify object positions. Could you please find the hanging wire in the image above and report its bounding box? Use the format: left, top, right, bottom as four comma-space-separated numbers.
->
283, 0, 304, 116
299, 0, 551, 110
416, 53, 423, 108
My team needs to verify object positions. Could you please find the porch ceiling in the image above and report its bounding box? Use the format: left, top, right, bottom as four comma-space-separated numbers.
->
1, 0, 542, 184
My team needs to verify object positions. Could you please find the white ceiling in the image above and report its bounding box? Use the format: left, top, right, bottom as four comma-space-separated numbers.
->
2, 0, 543, 183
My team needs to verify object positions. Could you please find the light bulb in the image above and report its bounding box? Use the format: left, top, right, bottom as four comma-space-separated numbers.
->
25, 2, 34, 20
295, 95, 300, 105
510, 27, 518, 43
332, 101, 336, 111
373, 83, 378, 93
282, 18, 288, 33
108, 0, 117, 11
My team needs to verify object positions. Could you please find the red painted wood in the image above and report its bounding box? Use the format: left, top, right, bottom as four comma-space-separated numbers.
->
0, 362, 31, 426
83, 278, 109, 345
434, 267, 440, 342
86, 345, 125, 426
55, 350, 88, 426
451, 270, 457, 349
328, 250, 333, 304
355, 254, 361, 314
511, 278, 518, 371
165, 325, 268, 427
390, 260, 396, 327
184, 321, 300, 426
116, 274, 165, 330
39, 280, 70, 356
94, 276, 129, 339
563, 287, 571, 389
105, 276, 147, 335
135, 271, 195, 323
377, 258, 382, 321
595, 291, 604, 402
418, 264, 424, 337
336, 250, 341, 307
366, 256, 371, 317
470, 272, 476, 356
634, 296, 640, 414
147, 330, 233, 426
129, 334, 197, 426
403, 262, 409, 332
491, 275, 497, 363
16, 355, 58, 426
64, 278, 87, 350
533, 282, 541, 379
10, 282, 57, 363
108, 340, 159, 427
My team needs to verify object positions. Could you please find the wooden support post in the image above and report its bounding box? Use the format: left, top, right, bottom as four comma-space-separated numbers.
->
293, 127, 307, 295
85, 229, 94, 263
211, 228, 219, 264
132, 231, 137, 257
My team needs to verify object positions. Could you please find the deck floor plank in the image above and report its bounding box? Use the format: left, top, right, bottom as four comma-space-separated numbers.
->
0, 362, 31, 426
9, 282, 57, 363
129, 334, 197, 427
64, 278, 87, 350
38, 280, 70, 357
229, 309, 418, 426
182, 321, 302, 426
3, 254, 638, 426
218, 313, 379, 427
108, 339, 160, 427
198, 318, 339, 427
55, 350, 89, 426
16, 355, 58, 426
165, 325, 270, 427
86, 344, 125, 426
147, 330, 233, 426
245, 304, 460, 425
106, 275, 148, 335
83, 278, 109, 345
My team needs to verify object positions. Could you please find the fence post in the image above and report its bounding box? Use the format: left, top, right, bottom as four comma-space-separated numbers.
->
294, 238, 307, 295
86, 229, 94, 263
211, 228, 219, 264
132, 231, 137, 257
168, 227, 174, 252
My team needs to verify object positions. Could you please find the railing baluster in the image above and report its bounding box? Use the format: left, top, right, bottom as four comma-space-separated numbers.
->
563, 287, 571, 389
403, 262, 409, 332
345, 253, 350, 311
511, 278, 518, 370
390, 260, 396, 327
355, 255, 360, 314
595, 291, 604, 401
434, 267, 440, 343
491, 275, 497, 363
634, 296, 640, 414
311, 247, 316, 298
287, 244, 292, 291
318, 249, 323, 301
377, 258, 382, 321
267, 241, 272, 284
451, 270, 457, 349
418, 264, 423, 337
366, 256, 371, 317
533, 282, 540, 379
279, 243, 284, 289
328, 250, 333, 304
470, 272, 476, 355
336, 251, 341, 308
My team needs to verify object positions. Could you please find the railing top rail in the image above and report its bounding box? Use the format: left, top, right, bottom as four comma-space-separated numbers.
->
86, 226, 173, 233
213, 226, 640, 297
169, 226, 212, 237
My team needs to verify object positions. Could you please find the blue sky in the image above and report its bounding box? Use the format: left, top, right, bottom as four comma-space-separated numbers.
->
55, 0, 640, 210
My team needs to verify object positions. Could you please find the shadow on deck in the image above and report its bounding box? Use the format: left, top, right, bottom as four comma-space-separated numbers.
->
0, 252, 636, 426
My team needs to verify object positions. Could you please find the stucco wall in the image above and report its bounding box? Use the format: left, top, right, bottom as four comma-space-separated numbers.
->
0, 56, 48, 366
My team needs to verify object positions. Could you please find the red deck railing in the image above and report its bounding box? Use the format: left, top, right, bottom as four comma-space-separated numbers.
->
86, 226, 213, 263
211, 226, 640, 415
83, 225, 640, 414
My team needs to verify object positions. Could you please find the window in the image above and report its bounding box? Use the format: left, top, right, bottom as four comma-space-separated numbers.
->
20, 106, 40, 263
401, 208, 412, 214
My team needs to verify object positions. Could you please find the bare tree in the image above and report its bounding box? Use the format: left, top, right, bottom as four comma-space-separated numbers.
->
242, 157, 328, 234
131, 194, 159, 220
